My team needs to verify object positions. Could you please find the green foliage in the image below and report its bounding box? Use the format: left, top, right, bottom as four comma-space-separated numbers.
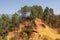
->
22, 26, 33, 37
0, 14, 11, 37
42, 7, 50, 22
18, 6, 30, 17
20, 32, 28, 40
12, 13, 19, 25
20, 25, 33, 40
30, 5, 43, 18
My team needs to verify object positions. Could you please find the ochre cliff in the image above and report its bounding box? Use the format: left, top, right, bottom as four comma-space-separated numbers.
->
7, 18, 60, 40
29, 18, 60, 40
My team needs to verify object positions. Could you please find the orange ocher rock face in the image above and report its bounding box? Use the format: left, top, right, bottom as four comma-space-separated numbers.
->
7, 31, 15, 40
7, 18, 60, 40
7, 23, 24, 40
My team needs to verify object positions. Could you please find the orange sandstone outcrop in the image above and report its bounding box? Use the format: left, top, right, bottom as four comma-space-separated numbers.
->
7, 18, 60, 40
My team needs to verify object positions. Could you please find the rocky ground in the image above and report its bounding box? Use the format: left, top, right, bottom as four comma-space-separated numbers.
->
7, 18, 60, 40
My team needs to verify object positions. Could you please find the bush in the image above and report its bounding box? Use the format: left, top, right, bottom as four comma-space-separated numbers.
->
20, 32, 28, 40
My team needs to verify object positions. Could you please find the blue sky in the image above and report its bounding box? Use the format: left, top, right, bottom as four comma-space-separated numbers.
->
0, 0, 60, 15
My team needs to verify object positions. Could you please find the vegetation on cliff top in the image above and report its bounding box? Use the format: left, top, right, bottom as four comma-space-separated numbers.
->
0, 5, 60, 40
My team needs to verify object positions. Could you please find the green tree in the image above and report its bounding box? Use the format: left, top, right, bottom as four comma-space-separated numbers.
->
48, 8, 54, 26
30, 6, 38, 18
18, 6, 30, 17
12, 13, 19, 26
1, 14, 11, 29
0, 14, 11, 38
43, 7, 50, 23
30, 5, 43, 18
34, 5, 43, 18
49, 8, 54, 15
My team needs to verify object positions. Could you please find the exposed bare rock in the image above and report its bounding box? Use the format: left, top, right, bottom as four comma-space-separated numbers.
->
6, 18, 60, 40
